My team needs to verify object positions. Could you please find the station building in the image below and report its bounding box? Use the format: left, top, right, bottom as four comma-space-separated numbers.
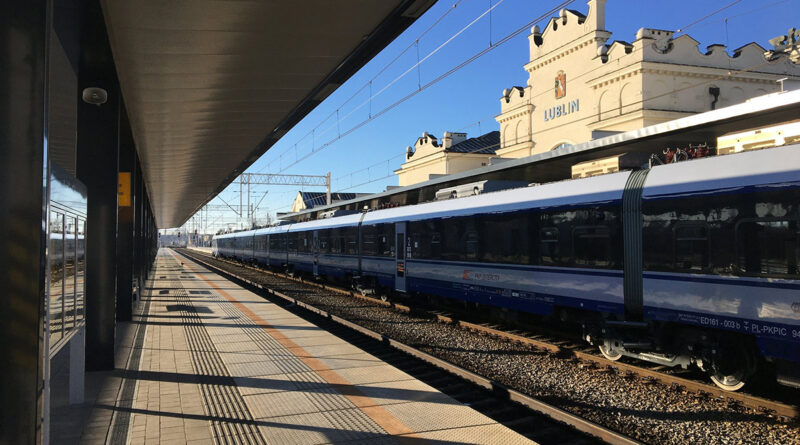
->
394, 131, 499, 186
395, 0, 800, 186
290, 191, 372, 213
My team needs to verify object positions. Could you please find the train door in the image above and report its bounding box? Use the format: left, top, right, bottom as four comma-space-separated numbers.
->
394, 222, 406, 292
312, 230, 319, 276
266, 234, 271, 267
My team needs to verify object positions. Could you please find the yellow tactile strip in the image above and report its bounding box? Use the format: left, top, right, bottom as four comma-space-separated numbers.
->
170, 250, 424, 444
171, 277, 267, 444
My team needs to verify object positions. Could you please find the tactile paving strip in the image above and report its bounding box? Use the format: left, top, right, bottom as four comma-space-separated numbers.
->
173, 269, 267, 445
207, 285, 389, 442
107, 270, 156, 443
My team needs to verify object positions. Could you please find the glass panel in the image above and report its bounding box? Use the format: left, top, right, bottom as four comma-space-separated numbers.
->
539, 227, 560, 265
318, 231, 330, 253
346, 227, 358, 255
378, 224, 394, 257
675, 224, 708, 271
63, 216, 76, 330
573, 226, 612, 267
737, 220, 799, 277
48, 211, 64, 344
76, 218, 85, 324
362, 225, 377, 256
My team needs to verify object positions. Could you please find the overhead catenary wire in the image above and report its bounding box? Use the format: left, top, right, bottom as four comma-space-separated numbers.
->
269, 0, 575, 175
282, 0, 791, 178
675, 0, 743, 34
202, 0, 797, 230
255, 0, 466, 173
293, 55, 796, 208
256, 0, 566, 176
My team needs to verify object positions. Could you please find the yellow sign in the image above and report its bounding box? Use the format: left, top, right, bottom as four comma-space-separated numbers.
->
118, 172, 131, 207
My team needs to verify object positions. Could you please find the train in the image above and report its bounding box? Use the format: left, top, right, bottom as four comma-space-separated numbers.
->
49, 232, 85, 271
213, 144, 800, 391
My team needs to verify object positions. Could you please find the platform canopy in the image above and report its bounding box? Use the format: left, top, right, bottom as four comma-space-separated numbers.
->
103, 0, 434, 228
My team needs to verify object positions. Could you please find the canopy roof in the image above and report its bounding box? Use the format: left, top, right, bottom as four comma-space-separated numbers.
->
103, 0, 434, 227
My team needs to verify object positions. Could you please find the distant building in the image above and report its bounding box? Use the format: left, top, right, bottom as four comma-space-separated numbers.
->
290, 191, 372, 213
495, 0, 800, 158
394, 131, 499, 186
394, 0, 800, 187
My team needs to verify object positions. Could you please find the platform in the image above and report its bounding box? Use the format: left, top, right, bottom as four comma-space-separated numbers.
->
76, 249, 533, 444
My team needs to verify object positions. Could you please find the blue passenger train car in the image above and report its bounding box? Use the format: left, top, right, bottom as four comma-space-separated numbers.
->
213, 144, 800, 390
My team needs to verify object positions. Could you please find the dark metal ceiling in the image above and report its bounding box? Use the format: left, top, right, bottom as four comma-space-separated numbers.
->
102, 0, 434, 227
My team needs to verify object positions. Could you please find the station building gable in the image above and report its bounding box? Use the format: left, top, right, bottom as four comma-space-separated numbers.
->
495, 0, 800, 158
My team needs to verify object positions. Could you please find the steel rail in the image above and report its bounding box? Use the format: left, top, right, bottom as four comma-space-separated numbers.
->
175, 248, 642, 445
179, 248, 800, 421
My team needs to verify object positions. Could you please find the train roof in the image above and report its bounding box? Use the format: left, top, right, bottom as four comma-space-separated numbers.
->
285, 89, 800, 222
362, 170, 631, 225
285, 213, 363, 233
253, 225, 291, 236
215, 143, 800, 239
643, 143, 800, 199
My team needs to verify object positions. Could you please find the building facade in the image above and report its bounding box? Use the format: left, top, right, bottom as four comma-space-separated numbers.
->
496, 0, 800, 158
290, 191, 372, 213
394, 131, 499, 186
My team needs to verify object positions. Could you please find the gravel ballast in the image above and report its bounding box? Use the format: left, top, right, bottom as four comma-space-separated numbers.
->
187, 252, 800, 445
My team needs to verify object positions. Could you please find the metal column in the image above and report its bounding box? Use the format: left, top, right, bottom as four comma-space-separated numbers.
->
75, 0, 119, 371
0, 0, 49, 442
116, 105, 134, 321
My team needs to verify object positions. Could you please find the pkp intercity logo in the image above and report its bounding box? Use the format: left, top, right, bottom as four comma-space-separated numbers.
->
462, 270, 501, 282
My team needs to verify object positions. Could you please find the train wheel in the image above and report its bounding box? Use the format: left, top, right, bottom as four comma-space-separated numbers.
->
710, 372, 746, 391
707, 339, 755, 391
598, 341, 622, 361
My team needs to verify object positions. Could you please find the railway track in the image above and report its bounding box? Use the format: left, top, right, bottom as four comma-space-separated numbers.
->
174, 248, 638, 445
176, 248, 800, 444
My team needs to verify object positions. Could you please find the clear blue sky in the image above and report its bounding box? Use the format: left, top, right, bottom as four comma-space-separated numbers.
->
192, 0, 800, 232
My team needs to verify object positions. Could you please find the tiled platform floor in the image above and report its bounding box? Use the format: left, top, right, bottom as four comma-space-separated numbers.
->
74, 249, 534, 444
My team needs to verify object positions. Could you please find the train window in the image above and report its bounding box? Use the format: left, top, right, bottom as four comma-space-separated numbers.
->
572, 226, 612, 267
465, 230, 479, 260
539, 227, 560, 266
378, 224, 394, 257
362, 225, 377, 256
430, 231, 442, 258
318, 231, 330, 253
330, 229, 341, 254
481, 213, 528, 264
287, 233, 297, 252
736, 219, 799, 277
277, 234, 287, 251
408, 221, 433, 259
440, 219, 461, 261
269, 234, 279, 251
345, 227, 358, 255
674, 224, 708, 271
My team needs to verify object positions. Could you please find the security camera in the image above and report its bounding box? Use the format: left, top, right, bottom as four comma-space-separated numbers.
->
82, 87, 108, 105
